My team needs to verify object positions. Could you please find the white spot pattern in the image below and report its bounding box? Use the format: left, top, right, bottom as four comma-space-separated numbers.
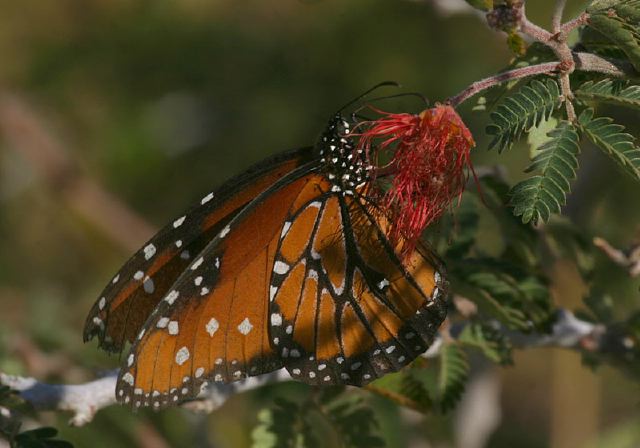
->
173, 216, 186, 228
144, 244, 156, 260
175, 347, 190, 365
274, 261, 290, 275
237, 318, 253, 335
201, 192, 214, 204
270, 313, 282, 326
206, 318, 219, 337
168, 321, 179, 335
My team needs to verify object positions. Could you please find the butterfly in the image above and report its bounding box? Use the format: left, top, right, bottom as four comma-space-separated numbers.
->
84, 87, 449, 409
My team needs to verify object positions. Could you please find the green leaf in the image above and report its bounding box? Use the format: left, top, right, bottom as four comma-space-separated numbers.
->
578, 108, 640, 181
437, 343, 469, 412
509, 121, 580, 224
14, 427, 74, 448
399, 374, 433, 413
587, 0, 640, 71
324, 398, 385, 448
543, 217, 595, 279
251, 399, 316, 448
486, 78, 561, 152
575, 78, 640, 110
451, 258, 554, 332
458, 322, 513, 365
445, 194, 480, 259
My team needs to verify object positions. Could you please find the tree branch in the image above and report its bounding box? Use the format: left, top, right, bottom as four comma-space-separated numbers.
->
1, 308, 624, 426
552, 0, 568, 33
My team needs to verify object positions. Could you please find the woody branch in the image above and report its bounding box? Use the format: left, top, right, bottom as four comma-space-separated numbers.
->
448, 1, 638, 109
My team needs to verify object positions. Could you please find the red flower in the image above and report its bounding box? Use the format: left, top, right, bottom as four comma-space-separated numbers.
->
357, 105, 475, 257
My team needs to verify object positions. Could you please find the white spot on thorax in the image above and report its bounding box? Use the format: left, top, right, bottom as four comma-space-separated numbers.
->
175, 347, 190, 365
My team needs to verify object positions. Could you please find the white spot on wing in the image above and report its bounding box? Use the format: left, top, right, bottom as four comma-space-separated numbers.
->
173, 215, 186, 228
165, 290, 179, 305
274, 261, 290, 275
237, 318, 253, 335
98, 297, 106, 310
201, 192, 214, 204
281, 221, 292, 238
270, 286, 278, 301
143, 276, 155, 294
175, 347, 190, 365
206, 318, 219, 336
144, 244, 156, 260
168, 321, 179, 335
270, 313, 282, 326
219, 225, 231, 238
122, 373, 134, 385
157, 317, 169, 328
195, 367, 205, 378
134, 270, 144, 281
191, 257, 204, 270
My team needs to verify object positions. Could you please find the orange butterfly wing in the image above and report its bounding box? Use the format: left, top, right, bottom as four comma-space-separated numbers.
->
115, 167, 327, 408
269, 190, 447, 385
84, 149, 310, 353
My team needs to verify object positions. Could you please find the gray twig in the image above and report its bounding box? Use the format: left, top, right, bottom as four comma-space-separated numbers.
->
0, 309, 616, 426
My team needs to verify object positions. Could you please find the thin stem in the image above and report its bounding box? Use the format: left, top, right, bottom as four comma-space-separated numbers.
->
552, 0, 568, 32
447, 62, 560, 107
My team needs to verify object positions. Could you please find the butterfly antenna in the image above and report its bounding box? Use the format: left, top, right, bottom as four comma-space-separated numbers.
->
367, 92, 429, 107
338, 81, 400, 113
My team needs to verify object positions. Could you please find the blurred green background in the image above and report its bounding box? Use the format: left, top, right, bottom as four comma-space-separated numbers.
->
1, 0, 639, 447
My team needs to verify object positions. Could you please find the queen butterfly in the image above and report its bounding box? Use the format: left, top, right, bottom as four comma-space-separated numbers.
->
84, 88, 468, 409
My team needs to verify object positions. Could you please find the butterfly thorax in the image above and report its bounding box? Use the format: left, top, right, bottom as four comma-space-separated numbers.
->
317, 114, 371, 196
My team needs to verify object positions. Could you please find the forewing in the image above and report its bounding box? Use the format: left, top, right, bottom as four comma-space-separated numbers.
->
84, 148, 310, 353
116, 169, 323, 408
269, 192, 447, 386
